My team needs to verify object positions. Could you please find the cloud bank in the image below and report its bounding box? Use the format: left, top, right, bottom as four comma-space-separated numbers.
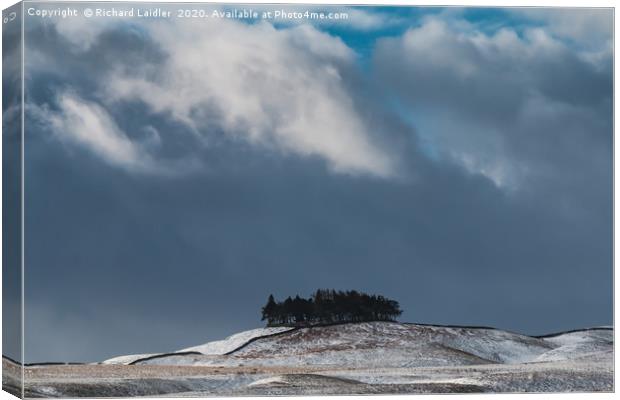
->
374, 15, 612, 189
43, 17, 398, 178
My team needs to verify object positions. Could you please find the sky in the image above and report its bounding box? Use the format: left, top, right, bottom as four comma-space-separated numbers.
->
9, 3, 613, 363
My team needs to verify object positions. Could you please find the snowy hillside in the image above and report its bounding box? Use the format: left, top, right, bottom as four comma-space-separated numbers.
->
534, 329, 613, 362
179, 327, 294, 355
18, 322, 613, 397
215, 322, 551, 367
101, 353, 158, 365
124, 322, 612, 369
100, 327, 293, 365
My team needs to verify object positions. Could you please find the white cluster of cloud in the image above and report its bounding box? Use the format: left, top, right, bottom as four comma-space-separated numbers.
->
102, 19, 394, 178
31, 92, 201, 176
46, 17, 396, 178
44, 92, 157, 172
374, 15, 611, 189
344, 8, 397, 30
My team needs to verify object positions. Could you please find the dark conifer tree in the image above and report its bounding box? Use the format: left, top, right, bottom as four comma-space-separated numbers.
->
261, 294, 277, 326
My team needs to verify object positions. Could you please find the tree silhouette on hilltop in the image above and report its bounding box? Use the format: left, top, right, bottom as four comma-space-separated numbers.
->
261, 289, 402, 327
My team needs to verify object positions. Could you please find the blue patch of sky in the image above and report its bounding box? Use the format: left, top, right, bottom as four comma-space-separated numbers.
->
217, 6, 554, 64
319, 7, 436, 59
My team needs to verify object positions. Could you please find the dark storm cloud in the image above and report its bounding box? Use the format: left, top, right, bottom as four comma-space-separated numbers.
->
20, 8, 612, 362
23, 118, 611, 362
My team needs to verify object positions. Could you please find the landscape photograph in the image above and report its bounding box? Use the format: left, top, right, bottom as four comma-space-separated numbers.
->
2, 1, 614, 397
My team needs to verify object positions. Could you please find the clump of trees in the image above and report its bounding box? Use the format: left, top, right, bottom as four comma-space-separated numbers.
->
261, 289, 402, 327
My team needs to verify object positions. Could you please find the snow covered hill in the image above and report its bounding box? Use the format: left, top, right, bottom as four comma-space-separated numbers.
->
19, 322, 612, 397
112, 322, 612, 369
